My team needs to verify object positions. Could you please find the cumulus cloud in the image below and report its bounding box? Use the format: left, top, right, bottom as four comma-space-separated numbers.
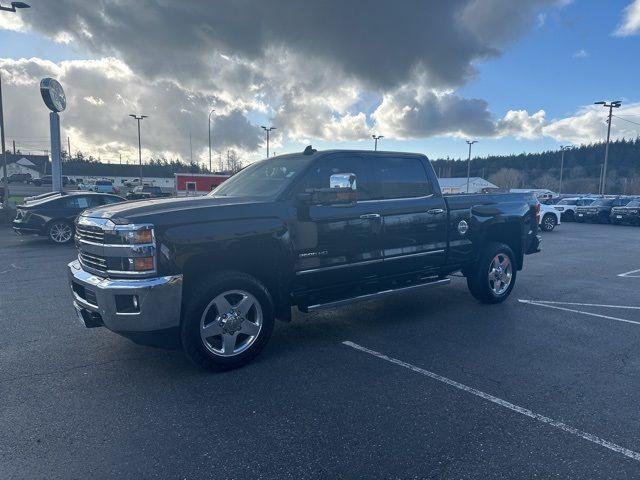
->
371, 84, 496, 139
0, 57, 262, 163
614, 0, 640, 36
1, 0, 573, 160
496, 110, 546, 139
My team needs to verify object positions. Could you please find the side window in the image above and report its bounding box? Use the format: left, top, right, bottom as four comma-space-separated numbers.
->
371, 157, 432, 199
65, 196, 90, 209
297, 156, 372, 200
101, 196, 121, 205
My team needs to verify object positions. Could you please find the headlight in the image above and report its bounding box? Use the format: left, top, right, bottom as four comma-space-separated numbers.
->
124, 228, 154, 244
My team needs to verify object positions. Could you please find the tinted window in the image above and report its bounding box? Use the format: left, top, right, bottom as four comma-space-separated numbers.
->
296, 156, 372, 200
557, 199, 577, 205
101, 196, 122, 205
64, 196, 103, 209
371, 156, 432, 199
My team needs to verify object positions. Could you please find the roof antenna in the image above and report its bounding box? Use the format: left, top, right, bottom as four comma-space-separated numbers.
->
303, 145, 317, 155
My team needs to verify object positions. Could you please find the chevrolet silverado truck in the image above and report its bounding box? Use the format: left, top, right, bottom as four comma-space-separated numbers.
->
67, 148, 541, 371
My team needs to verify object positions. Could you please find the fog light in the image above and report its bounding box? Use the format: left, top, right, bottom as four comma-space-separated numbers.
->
133, 257, 154, 271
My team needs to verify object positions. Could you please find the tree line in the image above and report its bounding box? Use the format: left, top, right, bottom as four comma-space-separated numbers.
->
430, 138, 640, 194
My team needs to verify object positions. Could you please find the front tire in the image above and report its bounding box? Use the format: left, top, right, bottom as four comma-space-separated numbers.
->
47, 220, 74, 244
466, 243, 517, 304
180, 271, 275, 372
540, 214, 557, 231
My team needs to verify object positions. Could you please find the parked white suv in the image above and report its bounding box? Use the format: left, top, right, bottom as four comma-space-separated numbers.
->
539, 203, 561, 231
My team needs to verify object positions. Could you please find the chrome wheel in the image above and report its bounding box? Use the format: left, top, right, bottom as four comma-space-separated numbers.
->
200, 289, 263, 357
49, 222, 73, 243
488, 253, 512, 296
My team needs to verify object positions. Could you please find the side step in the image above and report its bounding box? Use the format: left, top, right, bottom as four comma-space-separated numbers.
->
302, 277, 450, 313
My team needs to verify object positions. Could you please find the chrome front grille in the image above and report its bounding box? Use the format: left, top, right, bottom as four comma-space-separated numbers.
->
75, 216, 156, 279
76, 224, 105, 243
79, 252, 108, 272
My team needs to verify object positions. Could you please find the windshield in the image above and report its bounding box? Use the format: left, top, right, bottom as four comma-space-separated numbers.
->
210, 156, 313, 199
627, 201, 640, 208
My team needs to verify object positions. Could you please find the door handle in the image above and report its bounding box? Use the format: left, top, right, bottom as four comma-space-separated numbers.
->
427, 208, 445, 215
360, 213, 381, 220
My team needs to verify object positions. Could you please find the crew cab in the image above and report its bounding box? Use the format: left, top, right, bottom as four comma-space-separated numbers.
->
126, 185, 172, 200
67, 149, 541, 371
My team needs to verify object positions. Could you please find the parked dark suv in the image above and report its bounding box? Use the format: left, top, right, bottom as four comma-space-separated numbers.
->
576, 198, 630, 223
5, 173, 33, 183
32, 175, 72, 187
611, 199, 640, 225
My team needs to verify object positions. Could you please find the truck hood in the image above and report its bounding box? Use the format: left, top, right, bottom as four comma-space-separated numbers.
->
83, 195, 269, 221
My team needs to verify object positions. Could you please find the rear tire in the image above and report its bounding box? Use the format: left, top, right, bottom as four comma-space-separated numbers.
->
180, 271, 275, 372
467, 242, 517, 304
564, 210, 575, 222
47, 220, 74, 244
540, 214, 557, 232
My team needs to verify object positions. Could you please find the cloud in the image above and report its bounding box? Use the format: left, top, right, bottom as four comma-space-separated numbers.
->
21, 0, 568, 91
1, 0, 574, 160
491, 104, 640, 144
0, 57, 262, 163
572, 49, 589, 58
614, 0, 640, 36
371, 83, 496, 139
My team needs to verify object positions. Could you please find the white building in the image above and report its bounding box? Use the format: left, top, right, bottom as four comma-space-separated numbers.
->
438, 177, 499, 194
5, 157, 42, 179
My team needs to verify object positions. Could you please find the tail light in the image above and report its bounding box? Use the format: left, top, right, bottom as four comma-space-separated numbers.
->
535, 203, 541, 225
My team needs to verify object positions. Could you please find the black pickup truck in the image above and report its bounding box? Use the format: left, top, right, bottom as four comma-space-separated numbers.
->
67, 148, 541, 371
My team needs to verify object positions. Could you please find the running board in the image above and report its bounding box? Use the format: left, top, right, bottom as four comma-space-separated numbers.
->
302, 277, 450, 313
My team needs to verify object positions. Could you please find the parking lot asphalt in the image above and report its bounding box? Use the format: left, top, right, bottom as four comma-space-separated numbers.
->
2, 222, 640, 479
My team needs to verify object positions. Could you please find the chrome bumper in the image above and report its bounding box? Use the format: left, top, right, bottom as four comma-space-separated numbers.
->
67, 260, 182, 332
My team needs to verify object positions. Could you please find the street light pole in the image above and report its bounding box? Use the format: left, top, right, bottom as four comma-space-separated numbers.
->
129, 114, 147, 184
372, 134, 383, 151
261, 126, 276, 158
0, 2, 30, 208
1, 75, 8, 208
208, 108, 215, 172
466, 140, 478, 194
559, 145, 570, 195
594, 100, 621, 194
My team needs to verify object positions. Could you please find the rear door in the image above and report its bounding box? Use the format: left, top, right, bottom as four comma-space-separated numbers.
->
369, 155, 447, 276
291, 154, 385, 291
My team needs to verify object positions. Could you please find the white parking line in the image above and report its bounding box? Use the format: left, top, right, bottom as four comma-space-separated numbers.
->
618, 269, 640, 278
523, 300, 640, 311
343, 340, 640, 462
518, 300, 640, 326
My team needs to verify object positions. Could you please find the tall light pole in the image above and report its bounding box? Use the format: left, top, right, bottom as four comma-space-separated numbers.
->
594, 100, 621, 194
372, 134, 383, 151
261, 126, 275, 158
129, 114, 147, 184
0, 2, 30, 207
559, 145, 571, 195
466, 140, 478, 194
208, 108, 215, 172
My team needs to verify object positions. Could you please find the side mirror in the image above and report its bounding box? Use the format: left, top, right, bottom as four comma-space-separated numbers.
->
313, 173, 357, 206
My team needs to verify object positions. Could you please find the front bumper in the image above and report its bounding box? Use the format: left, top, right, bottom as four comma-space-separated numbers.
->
67, 260, 183, 332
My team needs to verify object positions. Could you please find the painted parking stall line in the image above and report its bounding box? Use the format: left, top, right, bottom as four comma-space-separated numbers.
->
523, 300, 640, 310
518, 299, 640, 326
343, 340, 640, 462
618, 269, 640, 278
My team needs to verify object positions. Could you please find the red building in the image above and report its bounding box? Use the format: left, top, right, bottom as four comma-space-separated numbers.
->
174, 173, 230, 196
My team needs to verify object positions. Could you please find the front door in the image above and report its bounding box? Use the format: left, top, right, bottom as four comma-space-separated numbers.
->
291, 154, 384, 292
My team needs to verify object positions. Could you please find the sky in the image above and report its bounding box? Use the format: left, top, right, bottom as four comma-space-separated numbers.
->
1, 0, 640, 167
